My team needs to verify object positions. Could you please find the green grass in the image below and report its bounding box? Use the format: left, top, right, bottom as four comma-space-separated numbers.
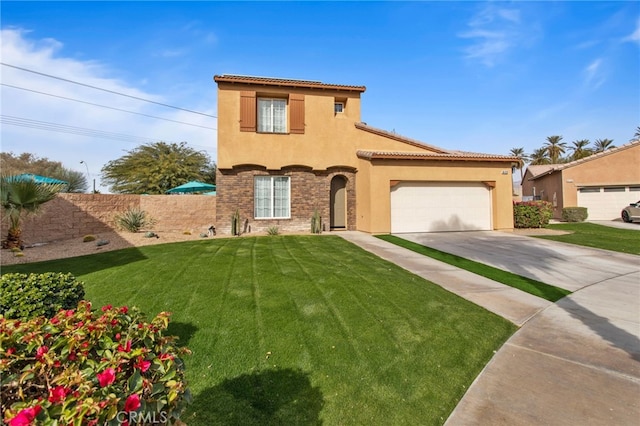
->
376, 235, 571, 302
2, 236, 516, 425
538, 223, 640, 255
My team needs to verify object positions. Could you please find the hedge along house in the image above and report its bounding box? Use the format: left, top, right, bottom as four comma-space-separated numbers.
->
214, 74, 518, 235
521, 139, 640, 220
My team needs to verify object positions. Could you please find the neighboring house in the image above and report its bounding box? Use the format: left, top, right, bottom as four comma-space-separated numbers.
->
521, 140, 640, 220
214, 74, 518, 235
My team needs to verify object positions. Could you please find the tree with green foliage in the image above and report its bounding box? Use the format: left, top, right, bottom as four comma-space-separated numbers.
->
0, 176, 65, 248
569, 139, 592, 161
543, 135, 567, 163
509, 147, 529, 182
633, 126, 640, 140
101, 142, 216, 194
593, 138, 615, 153
529, 147, 551, 165
0, 152, 87, 193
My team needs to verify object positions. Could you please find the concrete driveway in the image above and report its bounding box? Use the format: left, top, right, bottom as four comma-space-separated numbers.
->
340, 231, 640, 426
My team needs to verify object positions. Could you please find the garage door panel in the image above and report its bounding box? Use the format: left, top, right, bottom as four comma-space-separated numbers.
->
577, 188, 639, 220
391, 182, 491, 233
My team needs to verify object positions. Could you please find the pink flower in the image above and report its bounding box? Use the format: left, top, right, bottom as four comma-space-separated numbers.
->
65, 310, 74, 317
115, 333, 121, 340
6, 347, 16, 355
9, 405, 41, 426
120, 306, 129, 314
124, 394, 141, 412
48, 386, 70, 404
117, 340, 132, 353
101, 305, 113, 312
97, 368, 116, 387
134, 357, 151, 373
50, 317, 60, 325
35, 346, 48, 360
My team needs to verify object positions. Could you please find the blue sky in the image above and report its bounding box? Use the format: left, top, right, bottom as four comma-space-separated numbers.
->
1, 1, 639, 191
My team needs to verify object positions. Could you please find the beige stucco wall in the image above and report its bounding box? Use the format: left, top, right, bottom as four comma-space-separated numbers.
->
356, 159, 515, 233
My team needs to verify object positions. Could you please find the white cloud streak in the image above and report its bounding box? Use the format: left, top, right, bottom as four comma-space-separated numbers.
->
583, 58, 606, 89
622, 18, 640, 44
458, 4, 528, 67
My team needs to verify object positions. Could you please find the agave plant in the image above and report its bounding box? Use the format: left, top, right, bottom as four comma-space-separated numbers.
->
0, 175, 64, 249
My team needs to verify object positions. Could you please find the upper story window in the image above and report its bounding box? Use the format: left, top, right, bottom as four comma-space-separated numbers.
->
334, 102, 344, 114
239, 91, 304, 134
258, 98, 287, 133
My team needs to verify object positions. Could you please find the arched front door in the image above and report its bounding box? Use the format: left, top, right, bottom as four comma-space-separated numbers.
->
330, 175, 347, 229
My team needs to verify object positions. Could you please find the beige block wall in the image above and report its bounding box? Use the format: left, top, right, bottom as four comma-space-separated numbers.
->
1, 193, 216, 245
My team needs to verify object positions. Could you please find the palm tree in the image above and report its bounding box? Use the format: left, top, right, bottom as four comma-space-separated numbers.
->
509, 147, 529, 183
543, 135, 567, 163
0, 176, 64, 249
634, 126, 640, 140
569, 139, 593, 161
593, 138, 615, 153
529, 147, 551, 165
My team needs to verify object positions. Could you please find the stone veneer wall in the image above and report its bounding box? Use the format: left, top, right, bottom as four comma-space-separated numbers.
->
215, 166, 356, 235
1, 193, 216, 244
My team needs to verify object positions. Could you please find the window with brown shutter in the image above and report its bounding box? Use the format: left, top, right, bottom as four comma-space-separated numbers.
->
239, 91, 256, 132
289, 94, 305, 134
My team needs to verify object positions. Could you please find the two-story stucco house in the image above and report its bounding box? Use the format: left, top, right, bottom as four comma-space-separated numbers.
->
214, 74, 518, 235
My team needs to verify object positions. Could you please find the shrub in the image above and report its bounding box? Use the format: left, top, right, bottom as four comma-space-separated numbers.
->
0, 273, 85, 320
0, 301, 191, 425
513, 201, 553, 228
83, 235, 97, 242
114, 208, 156, 233
267, 226, 280, 236
562, 207, 588, 222
311, 209, 322, 234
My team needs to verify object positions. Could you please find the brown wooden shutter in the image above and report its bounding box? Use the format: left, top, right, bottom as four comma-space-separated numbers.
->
239, 91, 256, 132
289, 94, 305, 134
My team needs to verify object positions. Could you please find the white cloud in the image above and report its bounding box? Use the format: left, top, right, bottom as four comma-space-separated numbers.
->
459, 4, 530, 67
0, 28, 217, 193
622, 19, 640, 44
584, 58, 606, 89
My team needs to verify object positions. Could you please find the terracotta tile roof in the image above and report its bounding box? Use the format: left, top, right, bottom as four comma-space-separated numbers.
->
525, 139, 640, 180
355, 123, 518, 162
213, 74, 366, 92
357, 150, 518, 162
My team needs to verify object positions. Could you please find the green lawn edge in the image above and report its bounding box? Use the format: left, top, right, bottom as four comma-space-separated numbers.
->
376, 235, 571, 302
536, 223, 640, 255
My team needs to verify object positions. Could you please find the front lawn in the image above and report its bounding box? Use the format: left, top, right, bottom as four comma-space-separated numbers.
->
540, 223, 640, 255
2, 236, 516, 425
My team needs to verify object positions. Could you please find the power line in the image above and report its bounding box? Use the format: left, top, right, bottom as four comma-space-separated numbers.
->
1, 115, 167, 145
1, 83, 217, 131
1, 62, 217, 119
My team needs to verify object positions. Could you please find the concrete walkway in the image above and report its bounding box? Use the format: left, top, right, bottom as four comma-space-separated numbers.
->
338, 231, 640, 426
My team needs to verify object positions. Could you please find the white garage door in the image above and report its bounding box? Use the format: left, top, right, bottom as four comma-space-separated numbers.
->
390, 182, 492, 233
577, 187, 640, 220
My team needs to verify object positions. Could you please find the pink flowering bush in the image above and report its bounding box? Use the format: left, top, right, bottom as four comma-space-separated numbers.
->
1, 301, 191, 425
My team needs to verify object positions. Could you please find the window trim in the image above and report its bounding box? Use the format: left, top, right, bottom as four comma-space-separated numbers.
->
334, 102, 344, 114
254, 176, 291, 219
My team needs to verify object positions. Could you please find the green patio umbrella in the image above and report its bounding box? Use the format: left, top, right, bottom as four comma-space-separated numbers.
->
166, 181, 216, 194
10, 173, 68, 185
